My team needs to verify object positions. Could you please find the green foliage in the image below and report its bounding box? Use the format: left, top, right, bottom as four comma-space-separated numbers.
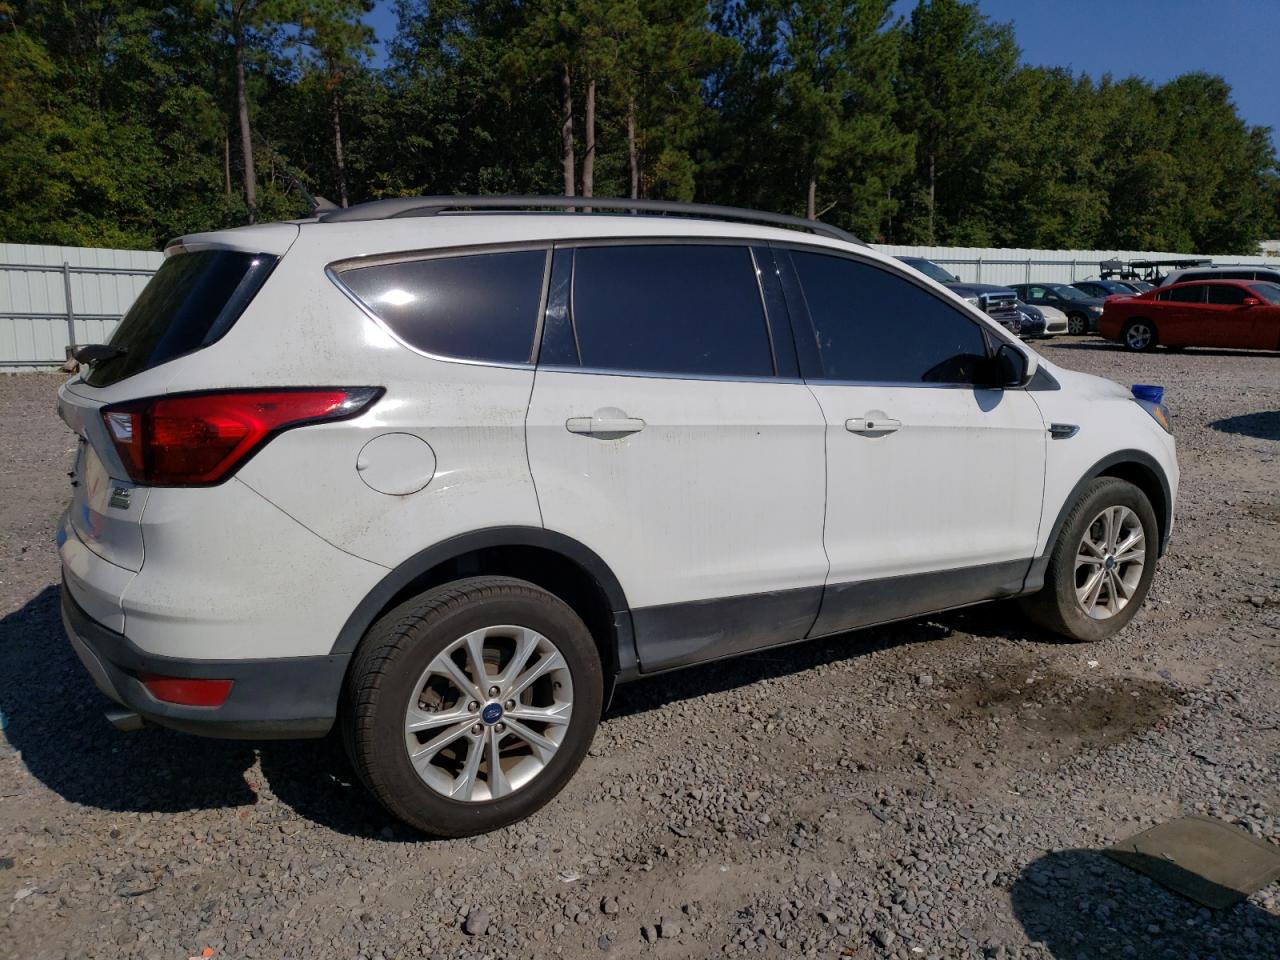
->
0, 0, 1276, 253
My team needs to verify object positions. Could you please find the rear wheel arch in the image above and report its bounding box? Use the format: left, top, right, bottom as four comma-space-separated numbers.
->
1120, 316, 1158, 350
332, 528, 635, 692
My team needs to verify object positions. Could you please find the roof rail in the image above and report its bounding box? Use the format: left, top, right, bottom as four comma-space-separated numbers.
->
317, 194, 865, 246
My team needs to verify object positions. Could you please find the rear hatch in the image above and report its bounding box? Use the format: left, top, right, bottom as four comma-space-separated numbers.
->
59, 238, 286, 571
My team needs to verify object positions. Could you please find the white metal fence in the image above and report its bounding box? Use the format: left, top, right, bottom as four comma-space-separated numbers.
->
873, 244, 1277, 287
1, 239, 1276, 370
0, 243, 161, 371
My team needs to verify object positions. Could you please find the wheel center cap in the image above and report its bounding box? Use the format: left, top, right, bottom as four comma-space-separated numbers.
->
481, 702, 504, 725
1104, 555, 1116, 570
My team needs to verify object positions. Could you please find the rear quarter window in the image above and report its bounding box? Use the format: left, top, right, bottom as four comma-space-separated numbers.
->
85, 250, 277, 387
335, 249, 549, 364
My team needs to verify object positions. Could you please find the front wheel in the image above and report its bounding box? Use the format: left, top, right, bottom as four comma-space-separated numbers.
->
342, 576, 603, 837
1019, 478, 1159, 642
1067, 313, 1088, 335
1120, 318, 1157, 352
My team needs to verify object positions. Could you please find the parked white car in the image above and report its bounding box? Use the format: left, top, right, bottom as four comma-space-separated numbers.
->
58, 197, 1178, 836
1036, 303, 1070, 336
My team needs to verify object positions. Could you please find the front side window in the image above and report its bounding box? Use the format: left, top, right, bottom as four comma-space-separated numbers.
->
792, 251, 990, 384
1206, 285, 1248, 305
1250, 282, 1280, 304
1169, 285, 1206, 303
569, 244, 774, 377
337, 249, 548, 364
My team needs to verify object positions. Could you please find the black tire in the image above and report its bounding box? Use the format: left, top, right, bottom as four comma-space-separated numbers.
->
1019, 478, 1159, 643
1119, 318, 1157, 352
342, 576, 602, 837
1067, 312, 1088, 335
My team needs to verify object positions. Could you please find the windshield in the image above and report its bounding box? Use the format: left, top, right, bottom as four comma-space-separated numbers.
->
1250, 282, 1280, 304
903, 258, 957, 284
1048, 284, 1090, 301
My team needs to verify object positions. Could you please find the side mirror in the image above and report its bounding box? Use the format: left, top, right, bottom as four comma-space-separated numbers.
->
1242, 297, 1261, 306
989, 342, 1036, 388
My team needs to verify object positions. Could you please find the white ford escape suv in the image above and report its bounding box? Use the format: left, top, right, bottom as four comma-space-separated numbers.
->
58, 196, 1177, 837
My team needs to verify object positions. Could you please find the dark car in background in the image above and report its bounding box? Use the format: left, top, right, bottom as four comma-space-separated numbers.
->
1073, 279, 1136, 300
896, 256, 1023, 334
1111, 279, 1154, 294
1011, 283, 1104, 335
1015, 302, 1047, 338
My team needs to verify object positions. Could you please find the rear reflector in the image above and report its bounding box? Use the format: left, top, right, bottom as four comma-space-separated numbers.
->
102, 387, 381, 486
140, 674, 234, 707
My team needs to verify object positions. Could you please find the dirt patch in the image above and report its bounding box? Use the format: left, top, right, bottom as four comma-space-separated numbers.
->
936, 665, 1183, 749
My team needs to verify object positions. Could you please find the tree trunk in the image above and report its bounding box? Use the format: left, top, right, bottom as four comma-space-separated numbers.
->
581, 78, 596, 212
927, 152, 936, 245
331, 86, 349, 208
234, 21, 257, 222
223, 133, 232, 198
806, 172, 817, 220
627, 97, 639, 200
560, 63, 576, 202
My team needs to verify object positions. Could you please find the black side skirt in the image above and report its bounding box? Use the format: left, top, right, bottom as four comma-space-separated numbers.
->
632, 558, 1031, 674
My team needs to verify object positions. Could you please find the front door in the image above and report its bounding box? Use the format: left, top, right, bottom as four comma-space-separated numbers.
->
525, 241, 829, 672
1202, 284, 1265, 348
779, 247, 1047, 637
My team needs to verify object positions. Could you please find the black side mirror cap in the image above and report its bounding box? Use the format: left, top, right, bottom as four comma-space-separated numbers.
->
989, 342, 1035, 388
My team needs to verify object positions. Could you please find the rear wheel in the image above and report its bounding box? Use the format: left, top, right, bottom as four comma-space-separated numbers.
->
1067, 313, 1088, 335
342, 576, 602, 836
1020, 478, 1159, 642
1120, 318, 1157, 352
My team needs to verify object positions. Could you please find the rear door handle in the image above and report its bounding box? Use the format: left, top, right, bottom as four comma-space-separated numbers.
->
845, 417, 901, 434
565, 416, 646, 438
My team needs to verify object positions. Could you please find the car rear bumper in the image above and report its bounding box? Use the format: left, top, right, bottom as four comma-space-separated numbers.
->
61, 582, 347, 739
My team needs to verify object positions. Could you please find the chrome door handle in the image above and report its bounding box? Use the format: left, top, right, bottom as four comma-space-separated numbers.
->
845, 417, 901, 434
565, 416, 646, 438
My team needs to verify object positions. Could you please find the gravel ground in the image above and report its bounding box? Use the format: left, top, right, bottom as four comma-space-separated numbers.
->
1, 339, 1277, 960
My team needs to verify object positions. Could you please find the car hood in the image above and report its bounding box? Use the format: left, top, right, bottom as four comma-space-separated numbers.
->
1044, 362, 1132, 401
946, 282, 1016, 298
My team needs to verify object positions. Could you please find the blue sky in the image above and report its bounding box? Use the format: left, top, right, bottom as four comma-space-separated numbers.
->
365, 0, 1277, 146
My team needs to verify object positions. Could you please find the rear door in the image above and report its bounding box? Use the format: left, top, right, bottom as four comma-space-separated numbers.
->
1162, 284, 1208, 345
779, 247, 1046, 637
524, 241, 829, 672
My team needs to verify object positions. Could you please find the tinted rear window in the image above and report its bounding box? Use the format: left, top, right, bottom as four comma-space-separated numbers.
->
570, 244, 774, 377
1169, 285, 1206, 303
85, 250, 276, 387
338, 250, 548, 364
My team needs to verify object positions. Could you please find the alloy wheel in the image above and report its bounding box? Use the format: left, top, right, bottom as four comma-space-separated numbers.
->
1125, 322, 1153, 350
1074, 506, 1146, 620
403, 625, 573, 802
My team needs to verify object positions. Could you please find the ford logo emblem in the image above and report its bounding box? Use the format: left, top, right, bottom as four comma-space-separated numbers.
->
481, 702, 503, 725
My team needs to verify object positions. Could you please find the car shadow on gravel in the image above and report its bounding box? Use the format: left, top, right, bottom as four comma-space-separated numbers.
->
1210, 410, 1280, 441
0, 586, 259, 813
0, 586, 413, 840
1012, 849, 1280, 958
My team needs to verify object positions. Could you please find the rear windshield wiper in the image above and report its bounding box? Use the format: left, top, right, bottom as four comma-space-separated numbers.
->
72, 344, 128, 365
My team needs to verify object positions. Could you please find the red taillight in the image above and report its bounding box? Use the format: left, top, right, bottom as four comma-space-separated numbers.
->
101, 388, 380, 486
140, 674, 234, 707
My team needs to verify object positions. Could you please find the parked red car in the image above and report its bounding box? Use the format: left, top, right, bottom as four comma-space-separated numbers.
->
1099, 280, 1280, 352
